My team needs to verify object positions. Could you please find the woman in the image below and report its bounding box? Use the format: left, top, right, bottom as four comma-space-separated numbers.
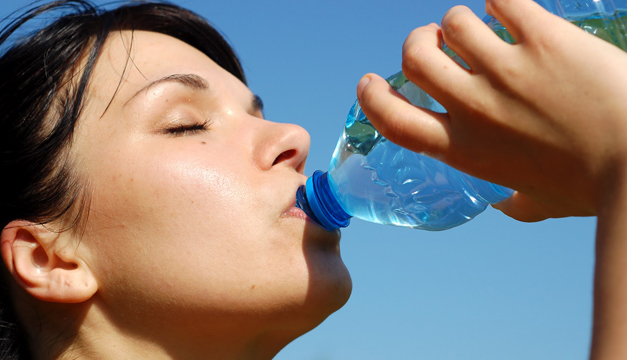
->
0, 1, 352, 359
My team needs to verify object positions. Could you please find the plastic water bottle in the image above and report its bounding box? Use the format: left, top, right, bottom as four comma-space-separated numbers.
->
295, 70, 514, 232
296, 0, 627, 232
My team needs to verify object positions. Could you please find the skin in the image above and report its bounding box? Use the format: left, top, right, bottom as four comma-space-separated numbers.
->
2, 30, 351, 360
357, 0, 627, 359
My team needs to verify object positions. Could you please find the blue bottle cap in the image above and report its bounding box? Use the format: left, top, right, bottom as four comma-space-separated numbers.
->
301, 171, 351, 231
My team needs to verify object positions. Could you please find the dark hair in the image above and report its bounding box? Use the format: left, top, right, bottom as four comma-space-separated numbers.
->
0, 1, 246, 358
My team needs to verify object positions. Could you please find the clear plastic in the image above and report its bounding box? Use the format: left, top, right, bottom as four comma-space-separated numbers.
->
296, 72, 514, 232
296, 0, 627, 232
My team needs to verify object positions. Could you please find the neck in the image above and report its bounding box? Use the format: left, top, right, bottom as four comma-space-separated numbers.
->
27, 298, 303, 360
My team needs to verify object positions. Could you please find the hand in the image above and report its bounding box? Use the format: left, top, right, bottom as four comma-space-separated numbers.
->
357, 0, 627, 221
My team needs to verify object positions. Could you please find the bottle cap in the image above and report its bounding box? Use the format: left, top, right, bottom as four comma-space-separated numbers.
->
302, 171, 351, 231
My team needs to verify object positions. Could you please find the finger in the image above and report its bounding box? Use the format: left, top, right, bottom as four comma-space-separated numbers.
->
357, 73, 452, 155
440, 6, 509, 72
486, 0, 562, 43
401, 23, 474, 110
493, 191, 577, 222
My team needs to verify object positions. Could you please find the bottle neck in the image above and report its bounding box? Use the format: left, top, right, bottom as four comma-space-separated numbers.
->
295, 170, 351, 231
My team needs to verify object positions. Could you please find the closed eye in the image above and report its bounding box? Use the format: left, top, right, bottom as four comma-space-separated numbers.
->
163, 119, 211, 137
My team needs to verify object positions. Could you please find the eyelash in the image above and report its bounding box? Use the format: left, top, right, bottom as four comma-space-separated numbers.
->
163, 119, 211, 136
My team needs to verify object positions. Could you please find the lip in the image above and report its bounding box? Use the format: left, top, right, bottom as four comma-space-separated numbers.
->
282, 204, 308, 220
282, 197, 342, 247
281, 182, 343, 241
280, 181, 309, 220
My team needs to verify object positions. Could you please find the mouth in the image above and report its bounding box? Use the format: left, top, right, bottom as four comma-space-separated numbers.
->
280, 182, 343, 244
280, 179, 343, 238
282, 203, 308, 220
281, 195, 343, 250
281, 182, 309, 220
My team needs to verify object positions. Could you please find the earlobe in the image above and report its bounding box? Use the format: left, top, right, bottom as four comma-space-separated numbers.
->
1, 220, 97, 303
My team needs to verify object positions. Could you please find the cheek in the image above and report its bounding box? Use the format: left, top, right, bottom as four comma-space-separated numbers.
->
87, 143, 256, 243
82, 143, 280, 289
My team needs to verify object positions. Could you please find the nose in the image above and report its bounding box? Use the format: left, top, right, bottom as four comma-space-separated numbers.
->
253, 120, 310, 174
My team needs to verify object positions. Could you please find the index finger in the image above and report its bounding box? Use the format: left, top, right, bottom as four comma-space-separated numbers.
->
401, 23, 474, 110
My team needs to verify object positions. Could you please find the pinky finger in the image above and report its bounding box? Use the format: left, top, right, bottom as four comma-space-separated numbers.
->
493, 191, 579, 222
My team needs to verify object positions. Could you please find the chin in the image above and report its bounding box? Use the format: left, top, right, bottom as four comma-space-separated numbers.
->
282, 276, 351, 347
281, 222, 352, 332
302, 246, 352, 318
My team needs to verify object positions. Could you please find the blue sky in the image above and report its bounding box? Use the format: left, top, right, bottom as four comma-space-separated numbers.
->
0, 1, 597, 359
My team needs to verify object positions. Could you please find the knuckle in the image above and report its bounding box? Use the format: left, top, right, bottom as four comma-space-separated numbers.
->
402, 23, 443, 76
441, 6, 472, 35
381, 108, 441, 155
401, 43, 429, 77
402, 28, 425, 55
377, 110, 409, 146
488, 0, 514, 15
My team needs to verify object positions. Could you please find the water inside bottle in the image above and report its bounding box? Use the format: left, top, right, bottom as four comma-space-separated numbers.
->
330, 98, 512, 230
485, 10, 627, 51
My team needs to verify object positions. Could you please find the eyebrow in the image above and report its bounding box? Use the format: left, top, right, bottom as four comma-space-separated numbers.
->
124, 73, 209, 107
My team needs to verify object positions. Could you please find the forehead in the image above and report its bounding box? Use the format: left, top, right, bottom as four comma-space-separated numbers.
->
88, 30, 237, 111
100, 30, 214, 76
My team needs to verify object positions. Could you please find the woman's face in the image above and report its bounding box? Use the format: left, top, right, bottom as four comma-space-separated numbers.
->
73, 31, 351, 341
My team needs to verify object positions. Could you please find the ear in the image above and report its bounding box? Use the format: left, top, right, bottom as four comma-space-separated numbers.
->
1, 220, 97, 303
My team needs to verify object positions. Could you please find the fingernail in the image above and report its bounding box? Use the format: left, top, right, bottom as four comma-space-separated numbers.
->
357, 75, 371, 99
